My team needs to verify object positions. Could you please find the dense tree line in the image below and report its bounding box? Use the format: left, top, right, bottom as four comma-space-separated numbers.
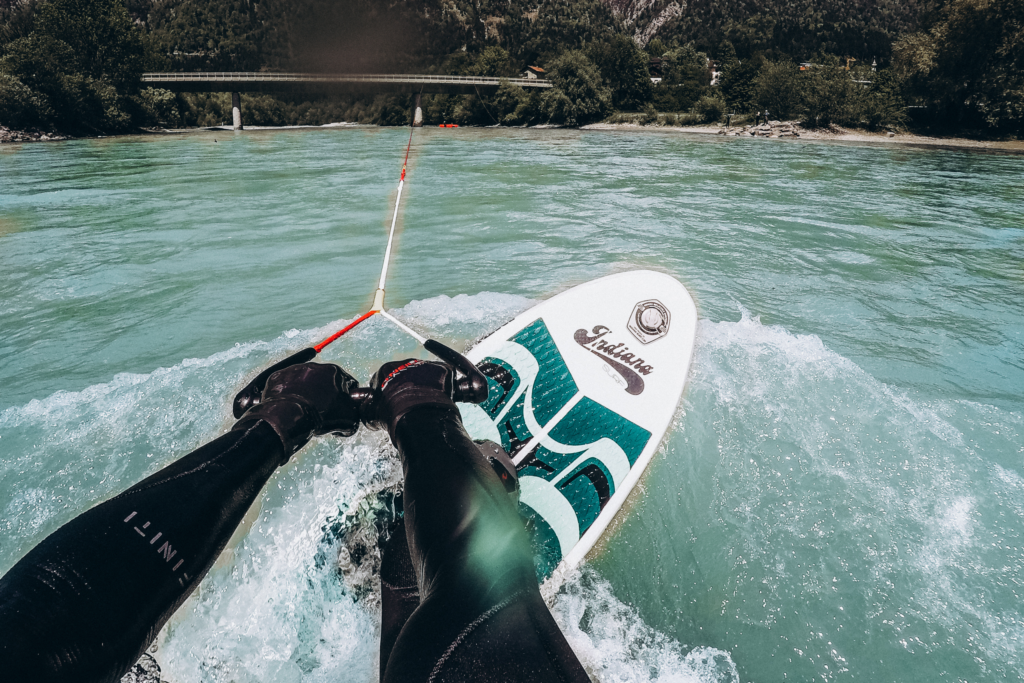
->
617, 0, 924, 63
0, 0, 1021, 136
0, 0, 145, 132
892, 0, 1024, 133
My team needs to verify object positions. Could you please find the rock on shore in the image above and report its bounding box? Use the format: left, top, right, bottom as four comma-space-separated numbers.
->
0, 126, 68, 143
718, 120, 803, 138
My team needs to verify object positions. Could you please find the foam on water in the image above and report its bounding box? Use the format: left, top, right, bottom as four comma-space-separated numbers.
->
5, 291, 1021, 682
553, 568, 739, 683
639, 308, 1024, 681
155, 293, 741, 683
2, 290, 740, 682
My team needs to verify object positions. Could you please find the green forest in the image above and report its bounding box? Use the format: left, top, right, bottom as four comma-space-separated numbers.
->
0, 0, 1021, 136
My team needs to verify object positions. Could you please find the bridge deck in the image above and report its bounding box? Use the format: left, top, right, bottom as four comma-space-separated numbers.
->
141, 72, 552, 95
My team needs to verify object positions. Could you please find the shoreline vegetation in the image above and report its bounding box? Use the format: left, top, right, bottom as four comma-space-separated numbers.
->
1, 0, 1021, 144
5, 120, 1022, 156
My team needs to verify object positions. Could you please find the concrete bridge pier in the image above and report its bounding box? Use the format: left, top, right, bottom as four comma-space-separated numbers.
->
231, 92, 243, 130
412, 93, 423, 127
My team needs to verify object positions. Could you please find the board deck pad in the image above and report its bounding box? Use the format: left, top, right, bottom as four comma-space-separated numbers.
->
459, 270, 697, 583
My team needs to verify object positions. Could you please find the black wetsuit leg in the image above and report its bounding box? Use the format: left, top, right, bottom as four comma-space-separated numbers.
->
381, 405, 589, 683
379, 516, 420, 681
0, 420, 286, 683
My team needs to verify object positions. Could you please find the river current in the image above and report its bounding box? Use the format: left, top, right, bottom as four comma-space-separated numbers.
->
1, 127, 1022, 682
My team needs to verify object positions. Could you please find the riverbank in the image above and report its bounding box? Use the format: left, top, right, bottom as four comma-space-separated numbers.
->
5, 120, 1022, 154
583, 120, 1024, 153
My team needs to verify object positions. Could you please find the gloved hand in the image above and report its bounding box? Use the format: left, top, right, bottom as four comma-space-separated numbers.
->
362, 359, 457, 441
233, 362, 360, 459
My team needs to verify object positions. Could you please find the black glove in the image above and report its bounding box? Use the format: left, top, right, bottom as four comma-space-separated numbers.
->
362, 359, 458, 441
233, 362, 360, 459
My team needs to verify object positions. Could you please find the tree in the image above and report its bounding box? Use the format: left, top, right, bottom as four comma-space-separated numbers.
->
0, 34, 91, 129
0, 0, 41, 47
645, 37, 669, 57
894, 0, 1024, 133
859, 67, 907, 130
501, 0, 621, 66
587, 34, 652, 110
663, 43, 711, 84
753, 59, 802, 119
542, 50, 612, 126
724, 14, 776, 60
0, 0, 146, 132
36, 0, 145, 91
718, 54, 764, 113
492, 79, 542, 125
473, 46, 517, 78
652, 43, 710, 111
800, 56, 861, 127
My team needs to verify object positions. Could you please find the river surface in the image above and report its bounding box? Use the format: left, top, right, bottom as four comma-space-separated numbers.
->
1, 127, 1022, 682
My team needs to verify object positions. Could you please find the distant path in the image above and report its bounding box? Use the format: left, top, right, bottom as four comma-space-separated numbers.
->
141, 72, 552, 95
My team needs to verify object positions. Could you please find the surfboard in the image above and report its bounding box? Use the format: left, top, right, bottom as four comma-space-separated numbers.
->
458, 269, 698, 588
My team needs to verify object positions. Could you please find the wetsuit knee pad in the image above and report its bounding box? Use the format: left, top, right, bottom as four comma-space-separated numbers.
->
476, 439, 519, 499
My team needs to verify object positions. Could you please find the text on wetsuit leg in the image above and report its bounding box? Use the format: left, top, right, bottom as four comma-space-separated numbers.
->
123, 511, 192, 586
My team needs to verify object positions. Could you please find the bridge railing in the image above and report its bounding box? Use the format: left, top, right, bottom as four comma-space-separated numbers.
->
141, 72, 551, 88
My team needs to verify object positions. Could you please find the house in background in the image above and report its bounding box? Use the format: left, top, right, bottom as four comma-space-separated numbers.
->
649, 56, 664, 83
709, 59, 721, 86
522, 66, 546, 79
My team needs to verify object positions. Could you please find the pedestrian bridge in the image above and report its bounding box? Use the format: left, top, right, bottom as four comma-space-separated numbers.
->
141, 72, 552, 95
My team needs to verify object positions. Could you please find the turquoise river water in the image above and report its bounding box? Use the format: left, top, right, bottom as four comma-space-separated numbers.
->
1, 127, 1022, 682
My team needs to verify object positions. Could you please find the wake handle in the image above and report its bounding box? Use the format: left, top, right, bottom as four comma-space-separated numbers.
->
232, 347, 317, 418
232, 339, 488, 422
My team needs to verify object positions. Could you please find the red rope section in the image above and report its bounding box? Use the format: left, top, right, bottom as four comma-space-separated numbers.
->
399, 125, 413, 181
313, 309, 379, 353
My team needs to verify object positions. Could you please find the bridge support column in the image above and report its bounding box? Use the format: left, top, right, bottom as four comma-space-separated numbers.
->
412, 93, 423, 127
231, 92, 243, 130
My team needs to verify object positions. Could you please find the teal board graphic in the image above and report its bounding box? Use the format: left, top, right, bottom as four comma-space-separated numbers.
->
478, 319, 651, 578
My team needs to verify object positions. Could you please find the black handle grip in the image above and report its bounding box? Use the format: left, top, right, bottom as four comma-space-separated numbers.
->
423, 339, 489, 404
232, 341, 487, 428
232, 347, 317, 418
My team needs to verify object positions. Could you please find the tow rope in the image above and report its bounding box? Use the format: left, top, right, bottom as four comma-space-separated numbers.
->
232, 120, 482, 419
313, 124, 418, 354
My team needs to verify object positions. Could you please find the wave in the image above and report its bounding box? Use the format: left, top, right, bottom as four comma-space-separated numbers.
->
3, 297, 1020, 681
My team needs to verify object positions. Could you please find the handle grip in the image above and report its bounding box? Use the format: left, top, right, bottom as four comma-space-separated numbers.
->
232, 340, 487, 427
232, 347, 317, 418
423, 339, 489, 404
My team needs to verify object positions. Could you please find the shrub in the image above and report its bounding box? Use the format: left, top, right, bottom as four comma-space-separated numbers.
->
493, 80, 542, 126
135, 87, 180, 128
640, 102, 658, 124
0, 72, 52, 128
692, 94, 727, 123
